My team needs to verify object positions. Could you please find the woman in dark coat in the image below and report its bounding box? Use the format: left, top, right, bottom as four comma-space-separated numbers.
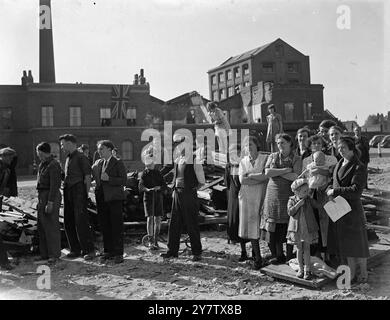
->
326, 135, 369, 283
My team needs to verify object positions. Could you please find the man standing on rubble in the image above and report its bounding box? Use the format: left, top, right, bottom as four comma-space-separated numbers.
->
0, 147, 17, 270
92, 140, 127, 264
59, 134, 95, 261
161, 133, 205, 262
35, 142, 62, 264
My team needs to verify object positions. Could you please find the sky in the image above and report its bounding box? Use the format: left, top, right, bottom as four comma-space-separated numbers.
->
0, 0, 389, 125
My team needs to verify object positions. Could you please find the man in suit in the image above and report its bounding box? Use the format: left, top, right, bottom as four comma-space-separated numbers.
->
161, 133, 205, 262
92, 140, 127, 264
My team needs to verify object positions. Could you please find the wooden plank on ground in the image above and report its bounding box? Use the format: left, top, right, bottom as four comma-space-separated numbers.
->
261, 239, 390, 289
368, 242, 390, 268
260, 264, 333, 289
366, 223, 390, 233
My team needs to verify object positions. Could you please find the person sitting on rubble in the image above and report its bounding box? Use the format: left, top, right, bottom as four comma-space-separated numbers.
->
0, 147, 17, 270
139, 146, 167, 250
34, 142, 62, 265
287, 179, 319, 280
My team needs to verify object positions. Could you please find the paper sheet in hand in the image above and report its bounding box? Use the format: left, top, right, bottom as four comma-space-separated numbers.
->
324, 196, 351, 222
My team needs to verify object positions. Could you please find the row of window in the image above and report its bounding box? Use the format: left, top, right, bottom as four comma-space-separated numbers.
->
48, 140, 134, 161
211, 64, 250, 85
212, 82, 250, 101
41, 105, 138, 128
211, 62, 300, 86
283, 102, 313, 122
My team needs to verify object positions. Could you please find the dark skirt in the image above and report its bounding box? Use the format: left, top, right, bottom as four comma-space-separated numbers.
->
227, 175, 242, 242
143, 192, 164, 217
261, 223, 288, 243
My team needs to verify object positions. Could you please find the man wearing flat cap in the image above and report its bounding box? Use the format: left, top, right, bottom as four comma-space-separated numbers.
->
0, 147, 17, 270
161, 132, 206, 262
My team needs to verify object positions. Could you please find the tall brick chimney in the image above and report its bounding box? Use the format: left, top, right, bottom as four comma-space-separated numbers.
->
39, 0, 55, 83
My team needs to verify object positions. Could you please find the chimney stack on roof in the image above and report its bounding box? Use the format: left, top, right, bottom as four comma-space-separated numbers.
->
139, 68, 146, 85
133, 74, 139, 85
27, 70, 34, 83
21, 70, 27, 86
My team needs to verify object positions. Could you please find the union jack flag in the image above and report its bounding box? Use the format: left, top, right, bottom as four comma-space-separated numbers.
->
111, 85, 130, 119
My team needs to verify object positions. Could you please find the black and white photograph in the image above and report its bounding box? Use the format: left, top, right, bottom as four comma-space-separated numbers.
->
0, 0, 390, 306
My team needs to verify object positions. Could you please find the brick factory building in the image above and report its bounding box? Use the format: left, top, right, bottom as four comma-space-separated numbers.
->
0, 0, 167, 174
207, 38, 325, 125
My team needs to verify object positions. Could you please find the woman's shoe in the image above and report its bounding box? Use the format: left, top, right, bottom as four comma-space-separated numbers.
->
276, 255, 286, 264
238, 253, 249, 262
357, 275, 368, 283
253, 259, 264, 270
297, 269, 304, 279
303, 271, 312, 280
48, 258, 58, 265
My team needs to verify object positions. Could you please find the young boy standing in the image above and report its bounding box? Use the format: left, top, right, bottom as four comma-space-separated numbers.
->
139, 159, 167, 250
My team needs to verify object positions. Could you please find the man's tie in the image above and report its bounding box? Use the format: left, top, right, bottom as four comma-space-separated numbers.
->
101, 159, 108, 180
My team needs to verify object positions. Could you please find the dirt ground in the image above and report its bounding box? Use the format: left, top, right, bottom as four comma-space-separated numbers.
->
1, 151, 390, 300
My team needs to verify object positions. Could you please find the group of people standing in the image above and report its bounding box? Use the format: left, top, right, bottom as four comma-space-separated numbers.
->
226, 120, 371, 282
0, 110, 372, 285
0, 135, 128, 269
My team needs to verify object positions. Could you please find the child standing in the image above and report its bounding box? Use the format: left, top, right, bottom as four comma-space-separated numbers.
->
286, 179, 319, 280
139, 159, 167, 250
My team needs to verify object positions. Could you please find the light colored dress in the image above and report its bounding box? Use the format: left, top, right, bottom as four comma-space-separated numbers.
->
238, 153, 268, 240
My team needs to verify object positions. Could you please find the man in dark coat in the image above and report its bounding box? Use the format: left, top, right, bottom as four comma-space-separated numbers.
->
161, 134, 205, 261
92, 140, 127, 264
35, 142, 62, 264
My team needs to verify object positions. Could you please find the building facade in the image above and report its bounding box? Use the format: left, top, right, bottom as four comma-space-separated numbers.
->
207, 38, 324, 124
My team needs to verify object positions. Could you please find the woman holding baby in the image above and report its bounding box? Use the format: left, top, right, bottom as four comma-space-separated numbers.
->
301, 135, 338, 257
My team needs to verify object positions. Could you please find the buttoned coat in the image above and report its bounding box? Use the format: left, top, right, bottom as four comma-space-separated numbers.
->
92, 157, 127, 202
326, 155, 369, 258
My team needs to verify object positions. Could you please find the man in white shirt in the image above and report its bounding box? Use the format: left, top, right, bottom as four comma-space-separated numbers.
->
161, 134, 205, 262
